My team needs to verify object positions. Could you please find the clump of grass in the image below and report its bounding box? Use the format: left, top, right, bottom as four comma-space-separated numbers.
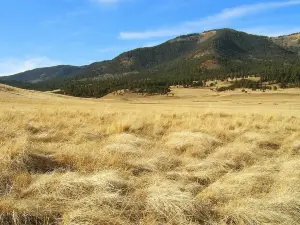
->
165, 131, 221, 156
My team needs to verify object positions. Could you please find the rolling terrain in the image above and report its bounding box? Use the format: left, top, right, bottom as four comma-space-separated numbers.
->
1, 84, 300, 224
1, 29, 299, 94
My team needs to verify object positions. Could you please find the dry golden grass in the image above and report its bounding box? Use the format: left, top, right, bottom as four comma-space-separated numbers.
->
1, 84, 300, 224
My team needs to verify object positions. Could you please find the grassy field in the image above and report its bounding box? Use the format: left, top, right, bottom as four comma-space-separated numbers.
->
1, 84, 300, 224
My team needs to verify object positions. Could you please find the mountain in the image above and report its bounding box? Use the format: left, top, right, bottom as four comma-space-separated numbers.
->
0, 65, 87, 83
60, 29, 296, 80
272, 33, 300, 54
71, 28, 297, 81
1, 28, 300, 95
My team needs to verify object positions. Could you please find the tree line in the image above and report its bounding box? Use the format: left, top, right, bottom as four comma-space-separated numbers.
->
1, 58, 300, 98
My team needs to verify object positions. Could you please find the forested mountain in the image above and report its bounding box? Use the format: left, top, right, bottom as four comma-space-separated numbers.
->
1, 28, 300, 96
74, 29, 297, 80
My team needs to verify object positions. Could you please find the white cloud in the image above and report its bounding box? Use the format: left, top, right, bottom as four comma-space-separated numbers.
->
0, 57, 60, 76
120, 0, 300, 39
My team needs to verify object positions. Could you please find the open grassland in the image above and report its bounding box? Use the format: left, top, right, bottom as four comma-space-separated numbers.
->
1, 84, 300, 224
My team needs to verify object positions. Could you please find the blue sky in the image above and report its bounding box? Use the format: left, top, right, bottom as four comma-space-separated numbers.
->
1, 0, 300, 76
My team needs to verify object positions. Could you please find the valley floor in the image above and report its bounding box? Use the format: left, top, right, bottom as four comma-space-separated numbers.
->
1, 84, 300, 224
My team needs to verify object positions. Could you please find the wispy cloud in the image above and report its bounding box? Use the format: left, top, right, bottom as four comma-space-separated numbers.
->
0, 57, 60, 76
120, 0, 300, 39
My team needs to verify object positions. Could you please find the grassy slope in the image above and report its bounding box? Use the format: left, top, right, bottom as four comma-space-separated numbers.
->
1, 84, 300, 224
272, 33, 300, 54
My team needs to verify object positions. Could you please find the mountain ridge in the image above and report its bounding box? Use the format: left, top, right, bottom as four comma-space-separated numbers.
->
0, 65, 88, 83
1, 28, 299, 93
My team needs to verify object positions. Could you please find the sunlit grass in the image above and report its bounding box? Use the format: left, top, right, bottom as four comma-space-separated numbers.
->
1, 84, 300, 224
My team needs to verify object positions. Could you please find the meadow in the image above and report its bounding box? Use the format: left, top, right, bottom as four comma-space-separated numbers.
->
1, 84, 300, 224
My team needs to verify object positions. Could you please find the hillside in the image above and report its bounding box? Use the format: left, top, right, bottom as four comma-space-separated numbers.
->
75, 29, 297, 79
1, 28, 300, 95
272, 33, 300, 54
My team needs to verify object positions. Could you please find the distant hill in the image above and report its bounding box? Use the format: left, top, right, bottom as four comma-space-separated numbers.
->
1, 28, 300, 95
0, 65, 87, 83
